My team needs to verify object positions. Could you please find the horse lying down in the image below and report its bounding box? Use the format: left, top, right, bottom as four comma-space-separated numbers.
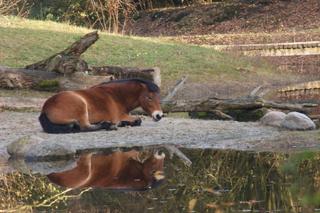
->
39, 79, 163, 133
47, 150, 165, 190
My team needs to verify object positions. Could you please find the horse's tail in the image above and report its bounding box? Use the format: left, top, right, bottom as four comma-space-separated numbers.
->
39, 113, 80, 134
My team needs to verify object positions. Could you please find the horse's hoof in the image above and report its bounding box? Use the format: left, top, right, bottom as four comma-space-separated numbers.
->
133, 118, 142, 126
109, 124, 118, 131
118, 121, 130, 127
100, 121, 112, 129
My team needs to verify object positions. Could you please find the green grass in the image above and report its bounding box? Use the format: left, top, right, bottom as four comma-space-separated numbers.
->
0, 15, 279, 88
0, 89, 54, 98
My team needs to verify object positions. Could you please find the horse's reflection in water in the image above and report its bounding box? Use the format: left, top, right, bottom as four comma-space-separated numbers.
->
47, 150, 165, 191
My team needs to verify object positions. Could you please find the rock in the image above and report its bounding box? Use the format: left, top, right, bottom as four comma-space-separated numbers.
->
8, 158, 30, 174
281, 112, 316, 130
7, 135, 43, 157
260, 111, 286, 127
7, 136, 75, 160
26, 159, 77, 175
8, 158, 77, 175
3, 111, 319, 154
26, 143, 76, 161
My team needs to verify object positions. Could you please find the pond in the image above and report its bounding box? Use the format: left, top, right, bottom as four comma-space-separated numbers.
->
1, 146, 320, 212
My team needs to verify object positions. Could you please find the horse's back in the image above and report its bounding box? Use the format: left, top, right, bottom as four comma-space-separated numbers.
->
42, 91, 83, 111
42, 91, 88, 123
48, 154, 93, 188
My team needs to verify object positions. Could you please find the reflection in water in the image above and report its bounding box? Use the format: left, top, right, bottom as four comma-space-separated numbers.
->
1, 148, 320, 212
47, 150, 165, 191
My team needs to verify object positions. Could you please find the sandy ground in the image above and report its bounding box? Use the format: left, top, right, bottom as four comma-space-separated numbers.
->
0, 96, 43, 111
1, 111, 320, 160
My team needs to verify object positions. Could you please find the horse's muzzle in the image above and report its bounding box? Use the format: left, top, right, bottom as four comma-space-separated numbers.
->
152, 111, 163, 122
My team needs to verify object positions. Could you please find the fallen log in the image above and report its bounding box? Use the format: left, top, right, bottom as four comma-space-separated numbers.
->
161, 95, 317, 119
0, 64, 160, 90
25, 31, 99, 75
89, 66, 161, 87
162, 96, 313, 112
0, 65, 112, 91
0, 66, 60, 89
0, 31, 161, 90
161, 85, 316, 114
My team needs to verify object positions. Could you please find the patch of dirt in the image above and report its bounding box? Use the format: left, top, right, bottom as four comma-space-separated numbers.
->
170, 31, 320, 46
128, 0, 320, 37
128, 0, 320, 80
0, 96, 43, 112
261, 55, 320, 75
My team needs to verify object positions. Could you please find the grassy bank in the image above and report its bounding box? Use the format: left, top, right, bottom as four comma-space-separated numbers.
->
0, 16, 283, 89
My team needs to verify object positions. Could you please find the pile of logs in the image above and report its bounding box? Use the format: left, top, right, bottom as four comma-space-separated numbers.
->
0, 31, 160, 91
160, 80, 317, 120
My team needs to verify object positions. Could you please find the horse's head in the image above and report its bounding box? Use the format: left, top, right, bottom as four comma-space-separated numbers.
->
142, 151, 166, 188
139, 86, 163, 121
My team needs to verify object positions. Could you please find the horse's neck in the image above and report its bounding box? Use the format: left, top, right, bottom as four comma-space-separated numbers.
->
110, 84, 142, 112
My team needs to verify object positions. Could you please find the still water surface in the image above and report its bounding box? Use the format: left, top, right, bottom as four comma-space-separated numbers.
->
1, 146, 320, 212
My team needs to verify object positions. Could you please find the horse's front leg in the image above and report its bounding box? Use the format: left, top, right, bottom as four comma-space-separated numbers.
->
80, 121, 114, 132
118, 115, 142, 127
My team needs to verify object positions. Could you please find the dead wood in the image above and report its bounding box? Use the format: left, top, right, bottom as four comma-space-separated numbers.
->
161, 95, 317, 118
1, 31, 161, 90
0, 66, 60, 89
164, 145, 192, 166
89, 66, 161, 86
0, 65, 111, 90
25, 31, 99, 75
162, 76, 188, 102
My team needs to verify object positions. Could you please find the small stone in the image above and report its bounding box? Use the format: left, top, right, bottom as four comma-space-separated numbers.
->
260, 111, 286, 127
7, 135, 43, 157
281, 112, 316, 130
9, 157, 77, 175
27, 143, 75, 160
7, 136, 75, 160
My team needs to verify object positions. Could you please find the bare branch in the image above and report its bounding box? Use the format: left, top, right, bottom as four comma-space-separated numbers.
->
249, 86, 262, 97
162, 76, 188, 102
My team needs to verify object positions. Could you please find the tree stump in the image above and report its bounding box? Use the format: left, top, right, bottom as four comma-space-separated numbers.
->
25, 31, 98, 75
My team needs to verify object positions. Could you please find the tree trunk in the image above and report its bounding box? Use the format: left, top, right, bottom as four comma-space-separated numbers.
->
161, 96, 317, 118
1, 31, 161, 90
25, 31, 99, 75
0, 66, 60, 89
0, 66, 111, 91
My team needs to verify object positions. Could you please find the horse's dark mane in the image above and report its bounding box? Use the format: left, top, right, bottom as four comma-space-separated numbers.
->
101, 79, 160, 93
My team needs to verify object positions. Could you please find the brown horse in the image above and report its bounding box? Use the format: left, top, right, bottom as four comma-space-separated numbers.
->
47, 150, 165, 190
39, 79, 163, 133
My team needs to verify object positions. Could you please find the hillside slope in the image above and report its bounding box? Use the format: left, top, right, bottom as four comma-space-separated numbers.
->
0, 16, 309, 99
129, 0, 320, 36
